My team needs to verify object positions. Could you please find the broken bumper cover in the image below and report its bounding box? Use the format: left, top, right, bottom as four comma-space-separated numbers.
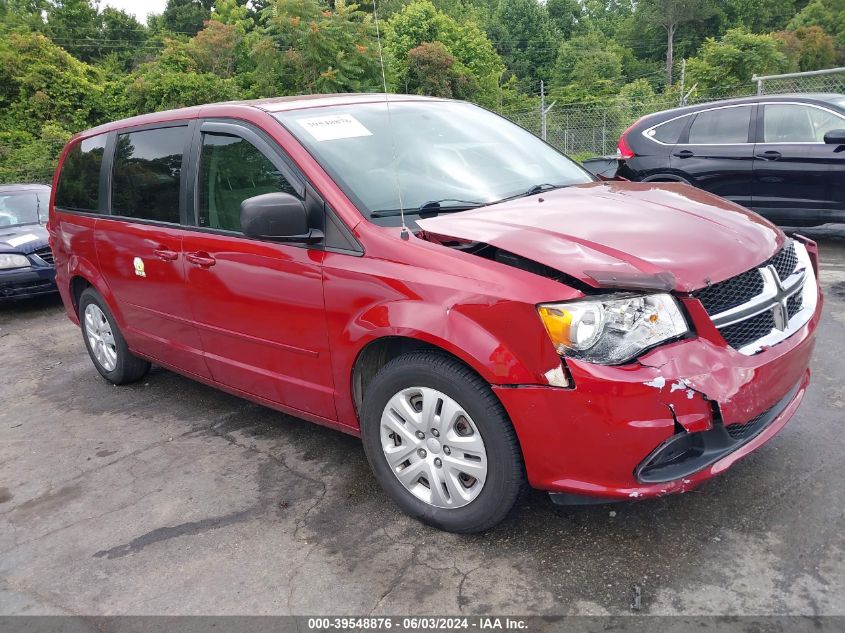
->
493, 279, 821, 502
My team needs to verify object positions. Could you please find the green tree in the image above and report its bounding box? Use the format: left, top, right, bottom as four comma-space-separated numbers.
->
386, 0, 503, 106
160, 0, 215, 36
550, 31, 624, 102
99, 7, 149, 71
546, 0, 582, 39
686, 28, 789, 93
261, 0, 382, 94
723, 0, 802, 34
636, 0, 718, 85
788, 0, 845, 63
44, 0, 101, 62
406, 41, 479, 98
490, 0, 557, 90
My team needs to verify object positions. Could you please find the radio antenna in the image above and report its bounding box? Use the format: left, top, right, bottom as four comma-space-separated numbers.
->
372, 0, 409, 239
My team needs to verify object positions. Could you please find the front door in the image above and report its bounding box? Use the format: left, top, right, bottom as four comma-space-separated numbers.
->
753, 101, 845, 225
181, 123, 337, 420
95, 124, 210, 378
671, 104, 756, 207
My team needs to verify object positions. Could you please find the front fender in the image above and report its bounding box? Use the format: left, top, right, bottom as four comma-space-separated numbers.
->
330, 297, 562, 429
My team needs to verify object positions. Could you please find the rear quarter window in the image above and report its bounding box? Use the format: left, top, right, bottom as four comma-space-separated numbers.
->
645, 115, 690, 144
54, 134, 108, 212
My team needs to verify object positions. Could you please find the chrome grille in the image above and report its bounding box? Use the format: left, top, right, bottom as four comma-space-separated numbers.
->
693, 240, 817, 355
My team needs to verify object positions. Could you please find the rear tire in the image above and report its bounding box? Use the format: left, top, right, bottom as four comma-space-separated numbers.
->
361, 352, 525, 533
79, 288, 150, 385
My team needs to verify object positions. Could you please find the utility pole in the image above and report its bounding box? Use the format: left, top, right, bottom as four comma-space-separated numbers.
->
540, 80, 546, 141
539, 80, 556, 142
678, 58, 686, 106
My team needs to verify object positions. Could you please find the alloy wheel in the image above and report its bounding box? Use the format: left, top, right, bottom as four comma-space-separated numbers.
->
84, 303, 118, 372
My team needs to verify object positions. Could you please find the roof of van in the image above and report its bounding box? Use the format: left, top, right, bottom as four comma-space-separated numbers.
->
78, 93, 446, 139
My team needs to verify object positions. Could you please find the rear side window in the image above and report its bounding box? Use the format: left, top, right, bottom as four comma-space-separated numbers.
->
111, 126, 188, 223
198, 133, 299, 232
687, 106, 752, 144
54, 134, 107, 212
646, 115, 690, 144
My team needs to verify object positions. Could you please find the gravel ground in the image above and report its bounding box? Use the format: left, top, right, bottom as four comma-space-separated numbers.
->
1, 226, 843, 617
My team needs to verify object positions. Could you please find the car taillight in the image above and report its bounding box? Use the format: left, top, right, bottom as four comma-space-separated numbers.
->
617, 131, 635, 159
617, 118, 642, 160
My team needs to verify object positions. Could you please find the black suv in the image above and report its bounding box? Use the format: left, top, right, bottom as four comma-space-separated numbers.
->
616, 93, 845, 226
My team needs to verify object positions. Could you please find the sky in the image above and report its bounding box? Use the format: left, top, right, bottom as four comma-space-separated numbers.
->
101, 0, 168, 23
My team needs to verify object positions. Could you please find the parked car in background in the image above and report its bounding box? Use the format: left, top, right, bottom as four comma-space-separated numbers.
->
50, 95, 821, 532
615, 93, 845, 226
0, 184, 56, 301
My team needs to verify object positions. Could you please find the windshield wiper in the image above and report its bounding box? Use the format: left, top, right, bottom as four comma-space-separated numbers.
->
371, 199, 486, 218
494, 183, 569, 205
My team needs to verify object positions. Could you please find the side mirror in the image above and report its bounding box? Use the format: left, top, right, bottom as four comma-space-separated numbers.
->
823, 129, 845, 145
240, 192, 323, 243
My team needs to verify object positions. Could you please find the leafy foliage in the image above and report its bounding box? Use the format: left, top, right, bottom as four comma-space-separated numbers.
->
0, 0, 843, 183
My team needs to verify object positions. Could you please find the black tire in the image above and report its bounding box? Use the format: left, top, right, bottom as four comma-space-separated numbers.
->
78, 287, 150, 385
361, 352, 525, 533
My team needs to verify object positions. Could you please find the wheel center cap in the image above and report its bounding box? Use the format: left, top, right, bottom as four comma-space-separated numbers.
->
426, 437, 442, 454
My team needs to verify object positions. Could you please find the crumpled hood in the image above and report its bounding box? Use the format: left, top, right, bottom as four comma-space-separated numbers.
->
0, 223, 49, 255
418, 181, 783, 293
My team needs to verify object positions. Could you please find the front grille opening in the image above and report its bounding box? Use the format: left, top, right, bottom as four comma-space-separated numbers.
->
694, 268, 764, 315
725, 410, 769, 440
35, 246, 54, 265
787, 292, 803, 319
720, 310, 775, 349
767, 241, 797, 280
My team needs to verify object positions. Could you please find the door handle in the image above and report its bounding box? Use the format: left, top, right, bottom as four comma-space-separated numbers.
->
153, 248, 179, 262
673, 149, 694, 158
185, 251, 216, 268
755, 150, 781, 161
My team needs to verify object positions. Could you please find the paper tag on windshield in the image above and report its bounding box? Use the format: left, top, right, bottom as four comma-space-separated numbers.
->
6, 233, 39, 248
298, 114, 372, 142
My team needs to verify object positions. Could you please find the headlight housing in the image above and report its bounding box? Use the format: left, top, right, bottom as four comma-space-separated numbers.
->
0, 253, 30, 270
537, 293, 689, 365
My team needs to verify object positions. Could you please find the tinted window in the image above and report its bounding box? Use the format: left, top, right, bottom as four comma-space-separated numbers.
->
55, 134, 107, 212
764, 103, 845, 142
687, 106, 751, 144
649, 115, 689, 144
198, 133, 298, 232
111, 127, 188, 223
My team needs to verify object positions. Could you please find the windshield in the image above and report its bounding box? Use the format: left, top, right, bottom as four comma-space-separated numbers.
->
0, 191, 44, 227
275, 101, 593, 225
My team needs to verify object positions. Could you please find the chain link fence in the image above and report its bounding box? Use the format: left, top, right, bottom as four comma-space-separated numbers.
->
503, 68, 845, 161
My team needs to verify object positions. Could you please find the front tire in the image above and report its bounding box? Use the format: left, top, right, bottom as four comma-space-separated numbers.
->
79, 288, 150, 385
361, 352, 525, 533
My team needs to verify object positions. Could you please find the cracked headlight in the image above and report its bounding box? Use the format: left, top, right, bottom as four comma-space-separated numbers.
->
0, 254, 30, 270
537, 294, 689, 365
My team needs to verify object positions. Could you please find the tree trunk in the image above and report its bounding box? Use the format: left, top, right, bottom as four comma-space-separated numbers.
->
666, 22, 676, 86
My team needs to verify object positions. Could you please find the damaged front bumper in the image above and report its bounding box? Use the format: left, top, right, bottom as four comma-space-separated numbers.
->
493, 264, 822, 503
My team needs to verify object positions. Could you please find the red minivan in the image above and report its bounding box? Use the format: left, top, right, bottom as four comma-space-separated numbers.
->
49, 95, 822, 532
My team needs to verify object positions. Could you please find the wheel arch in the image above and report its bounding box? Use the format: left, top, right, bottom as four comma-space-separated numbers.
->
351, 335, 493, 421
65, 255, 123, 325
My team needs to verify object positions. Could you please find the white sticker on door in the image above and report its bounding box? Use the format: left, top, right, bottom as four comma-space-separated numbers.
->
6, 233, 39, 247
297, 114, 373, 142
